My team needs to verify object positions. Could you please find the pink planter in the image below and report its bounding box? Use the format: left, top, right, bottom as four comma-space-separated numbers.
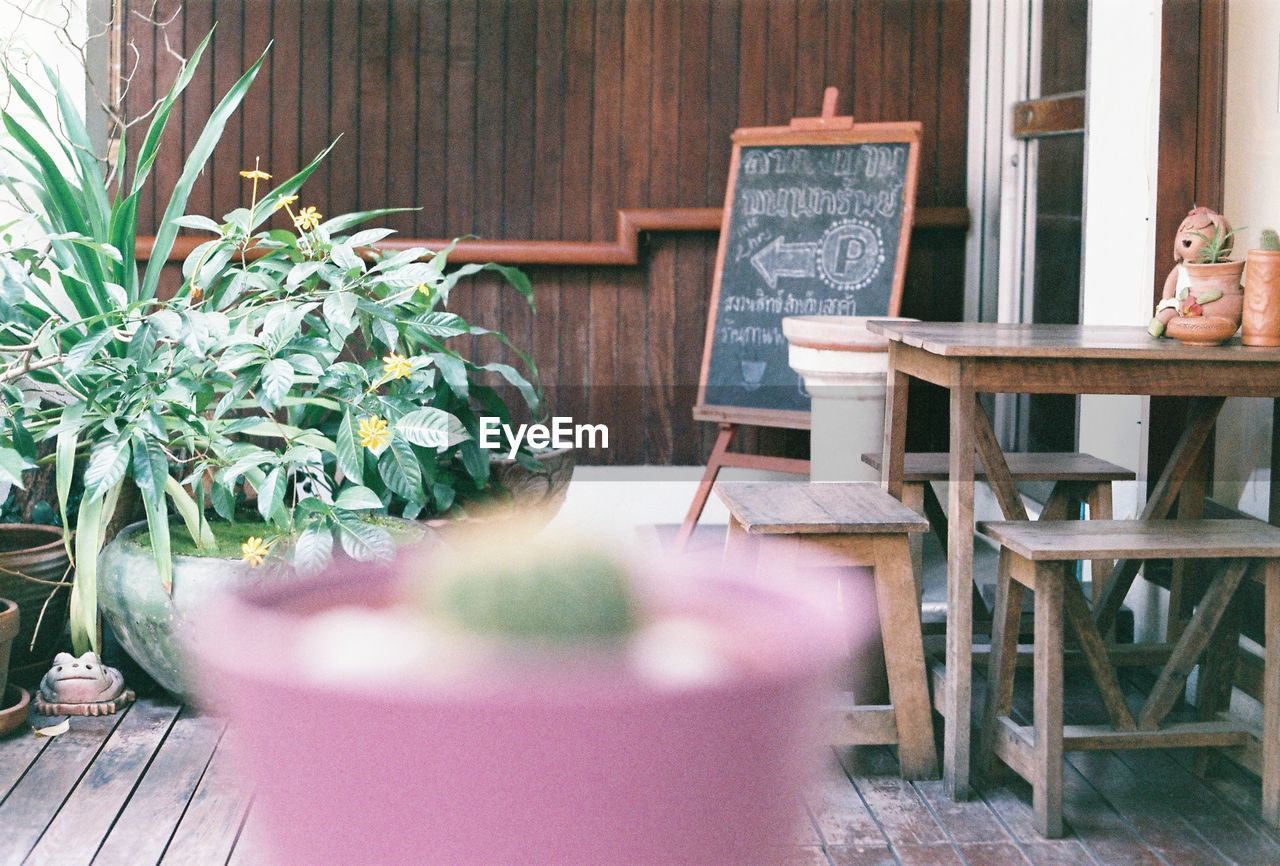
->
188, 553, 844, 865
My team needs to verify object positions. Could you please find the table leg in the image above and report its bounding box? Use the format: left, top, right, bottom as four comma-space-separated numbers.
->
972, 396, 1028, 522
1095, 396, 1226, 635
881, 364, 910, 500
1168, 445, 1210, 643
945, 376, 976, 799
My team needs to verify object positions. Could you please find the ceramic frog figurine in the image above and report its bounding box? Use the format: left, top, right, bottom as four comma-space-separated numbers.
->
34, 651, 135, 716
1149, 207, 1233, 336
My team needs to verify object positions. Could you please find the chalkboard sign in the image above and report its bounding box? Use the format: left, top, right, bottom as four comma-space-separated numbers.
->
694, 120, 921, 429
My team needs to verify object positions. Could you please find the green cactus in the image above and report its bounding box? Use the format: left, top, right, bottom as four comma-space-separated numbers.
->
1261, 229, 1280, 251
430, 543, 637, 641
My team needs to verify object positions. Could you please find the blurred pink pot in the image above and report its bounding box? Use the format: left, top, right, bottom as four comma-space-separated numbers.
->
188, 554, 843, 865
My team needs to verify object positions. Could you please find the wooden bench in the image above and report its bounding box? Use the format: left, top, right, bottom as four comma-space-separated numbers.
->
861, 451, 1136, 616
714, 481, 937, 780
976, 518, 1280, 837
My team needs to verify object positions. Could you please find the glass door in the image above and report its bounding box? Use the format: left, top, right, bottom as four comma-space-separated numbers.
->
998, 0, 1089, 453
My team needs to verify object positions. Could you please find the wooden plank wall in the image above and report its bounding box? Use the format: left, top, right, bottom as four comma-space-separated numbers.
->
125, 0, 971, 465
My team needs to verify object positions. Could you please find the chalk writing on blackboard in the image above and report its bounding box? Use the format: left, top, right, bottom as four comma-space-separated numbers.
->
697, 133, 917, 424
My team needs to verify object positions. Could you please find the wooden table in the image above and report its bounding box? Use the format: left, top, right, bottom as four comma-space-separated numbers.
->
868, 321, 1280, 800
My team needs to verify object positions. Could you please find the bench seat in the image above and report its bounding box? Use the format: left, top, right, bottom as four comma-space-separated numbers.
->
860, 451, 1135, 483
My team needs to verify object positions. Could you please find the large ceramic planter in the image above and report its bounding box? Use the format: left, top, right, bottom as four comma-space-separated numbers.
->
429, 448, 576, 532
188, 555, 842, 865
98, 521, 281, 697
1244, 249, 1280, 347
489, 447, 575, 526
99, 518, 430, 696
0, 524, 72, 683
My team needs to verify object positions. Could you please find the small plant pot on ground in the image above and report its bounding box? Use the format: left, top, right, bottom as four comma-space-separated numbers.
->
0, 684, 30, 737
0, 597, 31, 738
0, 598, 18, 698
1244, 249, 1280, 347
0, 526, 70, 687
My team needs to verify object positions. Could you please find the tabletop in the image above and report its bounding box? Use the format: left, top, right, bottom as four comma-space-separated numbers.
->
865, 321, 1280, 362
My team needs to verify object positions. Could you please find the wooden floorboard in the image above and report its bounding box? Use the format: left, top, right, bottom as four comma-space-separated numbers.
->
0, 607, 1275, 864
158, 731, 253, 865
93, 707, 226, 866
25, 698, 182, 866
0, 709, 126, 866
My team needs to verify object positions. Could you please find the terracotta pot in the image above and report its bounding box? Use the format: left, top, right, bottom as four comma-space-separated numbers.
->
1165, 316, 1239, 346
0, 525, 71, 684
1244, 250, 1280, 347
0, 684, 30, 737
187, 554, 844, 865
1183, 260, 1246, 327
0, 598, 18, 699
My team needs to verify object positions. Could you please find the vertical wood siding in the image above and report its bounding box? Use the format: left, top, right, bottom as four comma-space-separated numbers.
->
125, 0, 971, 465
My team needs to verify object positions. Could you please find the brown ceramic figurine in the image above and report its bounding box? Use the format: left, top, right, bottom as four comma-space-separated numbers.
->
1149, 207, 1244, 344
34, 651, 135, 716
1243, 229, 1280, 347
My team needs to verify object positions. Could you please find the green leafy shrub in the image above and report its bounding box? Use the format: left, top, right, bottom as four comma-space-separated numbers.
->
0, 36, 543, 654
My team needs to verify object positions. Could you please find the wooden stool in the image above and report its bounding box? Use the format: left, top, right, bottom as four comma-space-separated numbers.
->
977, 518, 1280, 837
861, 451, 1134, 610
714, 481, 937, 780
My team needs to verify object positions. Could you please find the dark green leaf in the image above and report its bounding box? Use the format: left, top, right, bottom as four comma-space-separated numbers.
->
336, 411, 364, 484
378, 436, 423, 501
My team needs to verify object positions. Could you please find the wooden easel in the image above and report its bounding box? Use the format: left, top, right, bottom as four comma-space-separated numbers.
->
677, 87, 920, 549
675, 422, 810, 549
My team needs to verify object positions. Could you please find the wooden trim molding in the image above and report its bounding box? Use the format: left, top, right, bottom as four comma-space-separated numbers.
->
135, 206, 971, 267
1012, 91, 1086, 139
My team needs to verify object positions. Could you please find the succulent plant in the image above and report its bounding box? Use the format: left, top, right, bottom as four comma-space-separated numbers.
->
1190, 225, 1242, 264
1261, 229, 1280, 252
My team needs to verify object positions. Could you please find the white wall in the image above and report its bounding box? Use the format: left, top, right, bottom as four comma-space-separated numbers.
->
1078, 0, 1165, 638
0, 0, 90, 234
1218, 0, 1280, 521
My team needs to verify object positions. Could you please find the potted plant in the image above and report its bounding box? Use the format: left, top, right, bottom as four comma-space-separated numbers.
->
0, 41, 549, 695
188, 528, 844, 864
1244, 228, 1280, 347
1164, 223, 1246, 346
0, 597, 29, 736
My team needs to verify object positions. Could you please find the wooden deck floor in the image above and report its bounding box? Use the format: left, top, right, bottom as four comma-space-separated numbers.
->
0, 667, 1277, 865
1, 531, 1275, 864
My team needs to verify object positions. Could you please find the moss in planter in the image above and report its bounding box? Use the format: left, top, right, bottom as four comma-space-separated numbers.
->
136, 521, 275, 558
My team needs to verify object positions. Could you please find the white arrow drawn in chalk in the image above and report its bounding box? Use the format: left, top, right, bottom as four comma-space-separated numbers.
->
750, 236, 818, 289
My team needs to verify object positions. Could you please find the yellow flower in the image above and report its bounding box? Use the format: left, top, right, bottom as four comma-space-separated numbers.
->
238, 167, 272, 181
293, 206, 323, 232
382, 353, 413, 380
241, 536, 271, 568
274, 194, 299, 212
358, 415, 392, 452
416, 283, 432, 297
